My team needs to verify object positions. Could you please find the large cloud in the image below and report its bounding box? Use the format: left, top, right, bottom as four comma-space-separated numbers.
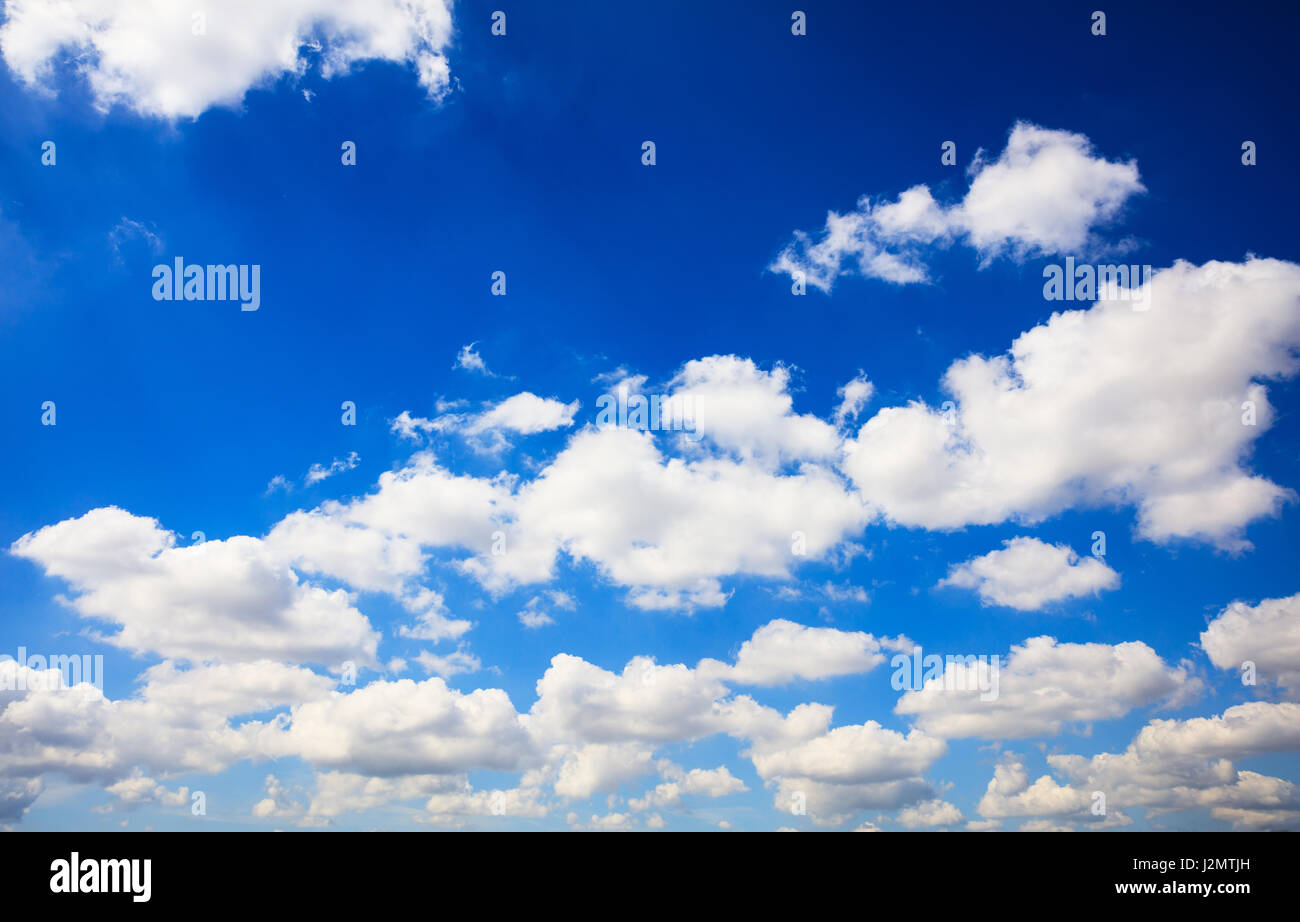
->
267, 676, 535, 777
979, 702, 1300, 830
0, 0, 455, 119
843, 258, 1300, 548
895, 636, 1199, 739
465, 423, 868, 610
0, 658, 334, 784
11, 507, 380, 667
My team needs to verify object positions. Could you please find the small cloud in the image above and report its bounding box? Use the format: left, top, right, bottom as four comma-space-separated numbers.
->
305, 451, 360, 486
455, 342, 496, 377
518, 609, 555, 629
833, 372, 874, 428
517, 591, 577, 629
391, 394, 577, 453
414, 648, 481, 678
266, 451, 360, 494
109, 217, 163, 264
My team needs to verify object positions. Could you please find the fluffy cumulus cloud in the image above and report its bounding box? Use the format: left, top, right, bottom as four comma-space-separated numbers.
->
938, 537, 1119, 610
895, 636, 1200, 739
0, 615, 946, 828
897, 798, 963, 829
843, 258, 1300, 548
978, 702, 1300, 830
551, 743, 657, 800
267, 676, 535, 777
1200, 593, 1300, 695
0, 0, 455, 119
526, 653, 748, 746
697, 619, 910, 686
0, 657, 334, 785
11, 507, 380, 667
666, 356, 841, 465
2, 594, 1297, 828
747, 713, 946, 785
772, 122, 1144, 289
464, 421, 868, 611
626, 764, 748, 812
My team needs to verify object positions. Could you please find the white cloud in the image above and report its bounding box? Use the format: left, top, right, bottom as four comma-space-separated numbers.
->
305, 451, 360, 485
665, 356, 841, 465
526, 653, 749, 746
938, 537, 1119, 610
895, 635, 1200, 739
746, 709, 947, 785
627, 763, 747, 811
395, 589, 473, 644
518, 609, 555, 629
897, 798, 963, 829
269, 676, 534, 776
265, 509, 425, 595
979, 701, 1300, 830
697, 619, 908, 686
11, 507, 380, 667
470, 393, 579, 435
422, 782, 549, 824
0, 657, 334, 785
1200, 593, 1300, 695
566, 810, 637, 831
394, 393, 579, 447
0, 0, 455, 120
465, 424, 867, 610
770, 776, 935, 827
413, 648, 481, 679
833, 372, 874, 428
304, 771, 466, 819
517, 592, 572, 629
321, 451, 511, 551
455, 342, 494, 376
843, 258, 1300, 549
552, 743, 656, 800
771, 122, 1144, 289
104, 770, 189, 811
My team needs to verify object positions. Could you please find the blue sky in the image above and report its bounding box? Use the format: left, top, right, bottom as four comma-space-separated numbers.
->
1, 0, 1299, 831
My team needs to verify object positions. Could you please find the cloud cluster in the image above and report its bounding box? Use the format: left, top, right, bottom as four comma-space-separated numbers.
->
772, 123, 1144, 289
978, 701, 1300, 830
843, 258, 1300, 548
895, 635, 1199, 739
